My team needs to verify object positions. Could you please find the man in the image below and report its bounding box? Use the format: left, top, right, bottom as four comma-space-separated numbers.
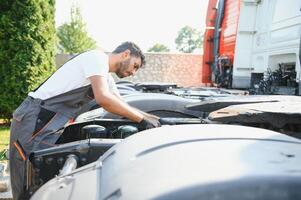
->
9, 41, 161, 199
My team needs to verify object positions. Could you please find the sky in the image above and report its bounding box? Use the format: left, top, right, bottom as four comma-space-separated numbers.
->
55, 0, 209, 52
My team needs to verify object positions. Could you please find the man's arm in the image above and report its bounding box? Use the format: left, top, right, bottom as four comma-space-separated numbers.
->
90, 75, 144, 122
112, 91, 159, 120
112, 90, 123, 100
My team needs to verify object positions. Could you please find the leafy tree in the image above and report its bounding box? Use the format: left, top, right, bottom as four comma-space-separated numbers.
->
175, 26, 203, 53
57, 6, 97, 54
148, 43, 170, 52
0, 0, 56, 120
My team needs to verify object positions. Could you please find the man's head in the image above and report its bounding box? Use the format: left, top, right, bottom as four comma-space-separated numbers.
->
112, 42, 145, 78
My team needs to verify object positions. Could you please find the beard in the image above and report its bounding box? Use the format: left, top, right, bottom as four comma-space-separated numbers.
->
116, 58, 131, 78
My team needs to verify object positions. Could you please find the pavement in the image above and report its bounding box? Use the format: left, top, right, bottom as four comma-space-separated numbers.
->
0, 161, 12, 200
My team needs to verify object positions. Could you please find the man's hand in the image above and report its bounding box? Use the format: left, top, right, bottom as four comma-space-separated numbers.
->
139, 115, 161, 129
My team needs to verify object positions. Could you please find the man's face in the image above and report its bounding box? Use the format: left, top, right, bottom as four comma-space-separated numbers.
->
116, 55, 142, 78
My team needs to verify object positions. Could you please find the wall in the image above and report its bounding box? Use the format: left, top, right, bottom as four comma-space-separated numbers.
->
56, 52, 203, 87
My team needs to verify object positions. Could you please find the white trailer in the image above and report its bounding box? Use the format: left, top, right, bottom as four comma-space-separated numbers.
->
232, 0, 301, 94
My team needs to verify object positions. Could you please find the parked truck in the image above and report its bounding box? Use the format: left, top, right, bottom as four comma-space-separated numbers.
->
203, 0, 301, 95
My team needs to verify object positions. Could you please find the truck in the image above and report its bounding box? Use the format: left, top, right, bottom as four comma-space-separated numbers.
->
202, 0, 301, 95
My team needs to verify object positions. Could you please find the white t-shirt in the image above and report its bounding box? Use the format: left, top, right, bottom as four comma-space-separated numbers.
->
29, 50, 119, 100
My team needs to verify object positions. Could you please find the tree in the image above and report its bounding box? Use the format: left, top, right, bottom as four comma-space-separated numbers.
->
0, 0, 56, 120
57, 6, 97, 54
175, 26, 203, 53
148, 43, 170, 52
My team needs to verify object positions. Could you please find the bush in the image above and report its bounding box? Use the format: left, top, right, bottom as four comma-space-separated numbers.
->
0, 0, 56, 120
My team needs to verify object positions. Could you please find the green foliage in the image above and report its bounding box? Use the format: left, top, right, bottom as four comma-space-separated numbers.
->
148, 43, 170, 52
0, 125, 9, 160
0, 0, 56, 120
0, 149, 8, 161
175, 26, 203, 53
57, 6, 97, 54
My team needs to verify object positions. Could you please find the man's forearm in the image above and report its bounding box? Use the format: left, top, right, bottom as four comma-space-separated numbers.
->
90, 75, 144, 122
132, 107, 160, 119
112, 92, 158, 120
98, 92, 144, 122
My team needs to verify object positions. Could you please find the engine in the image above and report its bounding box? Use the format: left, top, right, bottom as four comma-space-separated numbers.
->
25, 117, 202, 197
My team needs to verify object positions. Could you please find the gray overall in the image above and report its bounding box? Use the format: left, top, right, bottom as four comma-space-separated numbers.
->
9, 85, 95, 200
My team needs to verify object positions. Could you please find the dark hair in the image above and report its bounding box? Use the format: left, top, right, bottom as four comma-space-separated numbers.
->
113, 41, 146, 67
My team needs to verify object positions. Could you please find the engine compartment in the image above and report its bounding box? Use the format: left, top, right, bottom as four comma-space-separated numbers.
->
25, 117, 202, 196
